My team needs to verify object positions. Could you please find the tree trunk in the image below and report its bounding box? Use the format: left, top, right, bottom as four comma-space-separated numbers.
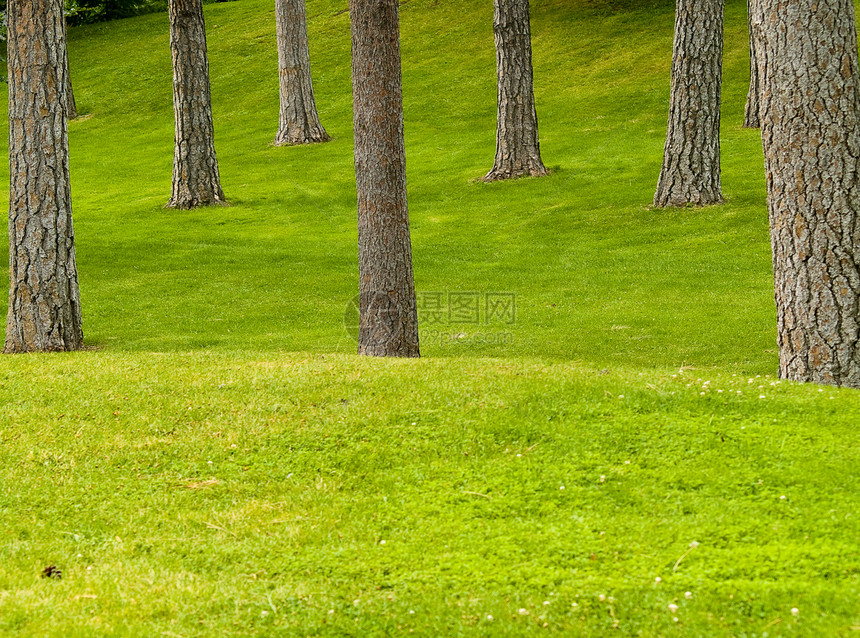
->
484, 0, 547, 182
274, 0, 329, 146
758, 0, 860, 388
742, 0, 760, 128
350, 0, 419, 358
64, 20, 78, 120
654, 0, 724, 207
167, 0, 225, 209
5, 0, 84, 353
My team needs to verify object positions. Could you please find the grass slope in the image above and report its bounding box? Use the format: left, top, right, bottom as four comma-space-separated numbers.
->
0, 0, 858, 635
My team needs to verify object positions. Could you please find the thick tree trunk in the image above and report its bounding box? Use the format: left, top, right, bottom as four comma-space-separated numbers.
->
758, 0, 860, 388
5, 0, 84, 353
654, 0, 724, 207
167, 0, 225, 209
742, 0, 760, 128
274, 0, 329, 146
64, 21, 78, 120
484, 0, 547, 182
350, 0, 419, 358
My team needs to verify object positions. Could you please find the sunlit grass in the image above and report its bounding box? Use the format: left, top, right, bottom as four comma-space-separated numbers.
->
0, 0, 858, 635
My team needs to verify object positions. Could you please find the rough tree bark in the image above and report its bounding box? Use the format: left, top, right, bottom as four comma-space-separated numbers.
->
274, 0, 329, 146
654, 0, 724, 207
758, 0, 860, 388
64, 20, 78, 120
350, 0, 419, 357
5, 0, 84, 353
484, 0, 547, 182
742, 0, 760, 128
167, 0, 225, 209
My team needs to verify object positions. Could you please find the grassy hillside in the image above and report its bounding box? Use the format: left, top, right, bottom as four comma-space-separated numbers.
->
0, 0, 858, 635
2, 0, 773, 366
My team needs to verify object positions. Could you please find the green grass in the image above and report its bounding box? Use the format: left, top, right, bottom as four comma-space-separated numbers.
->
0, 0, 858, 635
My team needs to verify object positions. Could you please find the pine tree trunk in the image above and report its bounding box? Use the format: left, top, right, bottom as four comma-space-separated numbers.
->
5, 0, 83, 353
64, 20, 78, 120
758, 0, 860, 388
742, 0, 760, 128
350, 0, 419, 358
484, 0, 547, 182
167, 0, 225, 209
654, 0, 724, 207
274, 0, 329, 146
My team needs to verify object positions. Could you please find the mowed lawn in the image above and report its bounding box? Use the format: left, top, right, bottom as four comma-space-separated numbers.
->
0, 0, 858, 635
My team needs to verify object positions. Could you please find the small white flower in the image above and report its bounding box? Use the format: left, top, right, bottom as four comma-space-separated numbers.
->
791, 607, 799, 617
486, 614, 494, 621
673, 617, 679, 622
598, 594, 606, 602
77, 554, 82, 558
518, 608, 528, 615
571, 602, 578, 608
684, 592, 692, 600
261, 610, 269, 617
543, 601, 550, 606
624, 460, 630, 465
600, 475, 606, 483
759, 395, 766, 399
409, 610, 415, 615
353, 599, 360, 606
655, 576, 662, 584
328, 610, 335, 615
668, 603, 678, 613
700, 392, 706, 396
516, 453, 522, 458
559, 485, 565, 490
780, 495, 786, 500
689, 541, 699, 548
86, 565, 93, 571
379, 540, 386, 545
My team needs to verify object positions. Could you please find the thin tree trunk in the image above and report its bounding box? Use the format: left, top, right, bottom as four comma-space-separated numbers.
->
742, 0, 760, 128
484, 0, 547, 182
5, 0, 83, 353
274, 0, 329, 146
350, 0, 419, 358
167, 0, 225, 209
64, 20, 78, 120
758, 0, 860, 387
654, 0, 724, 207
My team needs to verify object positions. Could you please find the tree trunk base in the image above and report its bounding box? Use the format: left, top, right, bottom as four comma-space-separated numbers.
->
483, 164, 548, 182
273, 128, 331, 146
653, 189, 723, 208
165, 193, 228, 210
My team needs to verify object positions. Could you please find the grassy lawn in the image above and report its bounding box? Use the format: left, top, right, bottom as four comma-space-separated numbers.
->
0, 0, 858, 635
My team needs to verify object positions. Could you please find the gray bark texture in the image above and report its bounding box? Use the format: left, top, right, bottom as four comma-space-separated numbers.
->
654, 0, 724, 207
742, 0, 760, 128
484, 0, 547, 181
758, 0, 860, 388
350, 0, 419, 358
167, 0, 225, 209
274, 0, 329, 146
5, 0, 84, 353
